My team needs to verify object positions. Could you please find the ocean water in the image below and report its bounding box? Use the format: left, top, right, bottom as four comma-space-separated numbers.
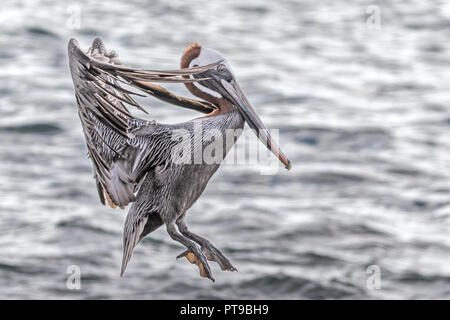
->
0, 0, 449, 299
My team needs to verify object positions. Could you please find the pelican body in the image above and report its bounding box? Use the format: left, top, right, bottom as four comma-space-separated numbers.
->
68, 38, 290, 281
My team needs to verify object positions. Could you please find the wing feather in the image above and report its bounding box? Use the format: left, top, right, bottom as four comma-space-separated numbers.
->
68, 38, 216, 208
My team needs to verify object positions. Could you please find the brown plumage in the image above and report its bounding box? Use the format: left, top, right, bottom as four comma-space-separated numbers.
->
68, 37, 291, 282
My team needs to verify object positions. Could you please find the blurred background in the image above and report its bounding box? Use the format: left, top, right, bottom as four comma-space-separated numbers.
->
0, 0, 449, 299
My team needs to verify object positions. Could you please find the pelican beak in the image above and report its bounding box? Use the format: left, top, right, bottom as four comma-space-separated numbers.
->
219, 79, 292, 170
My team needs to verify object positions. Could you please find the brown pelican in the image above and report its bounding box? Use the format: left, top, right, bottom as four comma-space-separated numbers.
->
68, 38, 291, 282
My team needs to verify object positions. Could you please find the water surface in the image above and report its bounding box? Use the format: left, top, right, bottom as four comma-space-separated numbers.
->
0, 0, 449, 299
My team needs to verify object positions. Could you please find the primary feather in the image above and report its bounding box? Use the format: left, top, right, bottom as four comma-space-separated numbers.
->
68, 38, 220, 208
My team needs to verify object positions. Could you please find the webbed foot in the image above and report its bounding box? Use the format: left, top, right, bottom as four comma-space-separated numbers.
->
177, 246, 215, 282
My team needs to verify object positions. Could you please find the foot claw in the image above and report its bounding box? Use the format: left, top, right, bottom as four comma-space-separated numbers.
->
176, 250, 190, 260
201, 244, 237, 272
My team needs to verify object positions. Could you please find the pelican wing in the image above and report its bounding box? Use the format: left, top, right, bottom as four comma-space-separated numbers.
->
68, 38, 218, 114
67, 38, 216, 208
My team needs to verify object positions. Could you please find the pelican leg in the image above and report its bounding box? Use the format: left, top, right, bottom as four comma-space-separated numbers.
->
166, 222, 215, 282
176, 218, 237, 272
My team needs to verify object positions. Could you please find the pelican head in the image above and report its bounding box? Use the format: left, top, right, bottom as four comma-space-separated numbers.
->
181, 44, 292, 170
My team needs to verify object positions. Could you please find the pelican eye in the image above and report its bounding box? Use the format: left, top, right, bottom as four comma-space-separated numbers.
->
217, 64, 227, 73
